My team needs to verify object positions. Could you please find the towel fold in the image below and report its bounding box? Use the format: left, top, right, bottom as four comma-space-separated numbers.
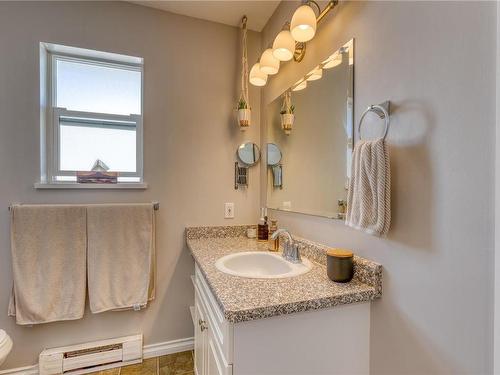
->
345, 138, 391, 236
87, 203, 155, 313
9, 205, 87, 325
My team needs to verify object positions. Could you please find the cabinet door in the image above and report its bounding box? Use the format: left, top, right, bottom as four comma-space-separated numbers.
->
194, 291, 207, 375
207, 335, 224, 375
207, 328, 232, 375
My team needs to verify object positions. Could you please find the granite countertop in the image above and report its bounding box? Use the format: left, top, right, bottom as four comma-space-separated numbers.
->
186, 225, 382, 323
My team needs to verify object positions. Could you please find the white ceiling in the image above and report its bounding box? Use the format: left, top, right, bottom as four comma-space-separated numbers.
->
129, 1, 280, 32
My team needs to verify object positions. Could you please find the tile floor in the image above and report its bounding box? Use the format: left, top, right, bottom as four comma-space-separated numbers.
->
90, 351, 194, 375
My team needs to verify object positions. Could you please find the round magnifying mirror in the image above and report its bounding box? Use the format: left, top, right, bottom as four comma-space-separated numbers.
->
237, 142, 260, 166
267, 143, 282, 166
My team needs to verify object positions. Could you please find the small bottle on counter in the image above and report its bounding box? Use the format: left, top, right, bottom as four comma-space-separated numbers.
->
257, 208, 269, 242
267, 219, 279, 251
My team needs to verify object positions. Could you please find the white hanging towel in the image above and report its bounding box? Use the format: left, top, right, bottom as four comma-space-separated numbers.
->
345, 138, 391, 236
9, 205, 87, 325
87, 203, 155, 313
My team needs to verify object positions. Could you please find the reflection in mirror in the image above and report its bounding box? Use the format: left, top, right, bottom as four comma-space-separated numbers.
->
266, 39, 354, 219
271, 165, 283, 188
237, 142, 260, 166
267, 143, 282, 166
267, 143, 283, 189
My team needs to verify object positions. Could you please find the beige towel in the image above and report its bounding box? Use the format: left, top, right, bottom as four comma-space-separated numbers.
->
87, 204, 155, 313
345, 138, 391, 236
9, 205, 87, 325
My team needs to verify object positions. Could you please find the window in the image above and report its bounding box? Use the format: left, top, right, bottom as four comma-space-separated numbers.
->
40, 43, 144, 186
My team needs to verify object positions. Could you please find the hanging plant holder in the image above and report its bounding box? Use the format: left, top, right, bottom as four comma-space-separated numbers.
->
238, 107, 251, 129
236, 16, 251, 131
281, 114, 294, 135
280, 90, 295, 135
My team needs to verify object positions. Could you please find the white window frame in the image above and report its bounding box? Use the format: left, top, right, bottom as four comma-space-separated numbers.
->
39, 43, 145, 188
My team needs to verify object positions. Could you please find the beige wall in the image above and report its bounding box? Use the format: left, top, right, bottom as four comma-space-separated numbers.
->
0, 1, 261, 368
262, 1, 495, 374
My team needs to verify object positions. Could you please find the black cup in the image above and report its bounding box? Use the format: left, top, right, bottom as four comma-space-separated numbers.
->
327, 249, 354, 283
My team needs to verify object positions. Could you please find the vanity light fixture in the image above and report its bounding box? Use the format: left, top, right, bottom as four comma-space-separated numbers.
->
260, 48, 280, 75
292, 79, 307, 91
290, 4, 317, 42
249, 63, 268, 86
306, 66, 322, 81
249, 0, 338, 87
272, 29, 295, 62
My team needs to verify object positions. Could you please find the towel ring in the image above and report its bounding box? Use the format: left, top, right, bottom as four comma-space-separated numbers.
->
358, 101, 390, 140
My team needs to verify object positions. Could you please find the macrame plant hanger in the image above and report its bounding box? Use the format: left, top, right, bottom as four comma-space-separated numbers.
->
237, 15, 251, 131
280, 90, 295, 135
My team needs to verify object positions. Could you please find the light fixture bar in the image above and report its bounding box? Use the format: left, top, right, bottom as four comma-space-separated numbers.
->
315, 0, 338, 24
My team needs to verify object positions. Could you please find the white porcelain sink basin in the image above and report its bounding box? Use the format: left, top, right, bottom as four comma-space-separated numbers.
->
215, 251, 312, 279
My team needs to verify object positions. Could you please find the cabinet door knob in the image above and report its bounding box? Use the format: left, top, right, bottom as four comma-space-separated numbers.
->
199, 320, 208, 331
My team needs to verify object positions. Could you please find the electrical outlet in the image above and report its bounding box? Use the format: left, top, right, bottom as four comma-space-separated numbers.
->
225, 203, 235, 219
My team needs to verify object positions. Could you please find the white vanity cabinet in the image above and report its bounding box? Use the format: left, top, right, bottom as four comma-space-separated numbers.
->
192, 264, 371, 375
193, 265, 233, 375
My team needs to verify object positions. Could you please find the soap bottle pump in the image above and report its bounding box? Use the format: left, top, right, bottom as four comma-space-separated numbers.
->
257, 208, 269, 242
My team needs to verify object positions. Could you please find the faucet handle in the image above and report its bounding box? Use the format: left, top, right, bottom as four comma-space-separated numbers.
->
282, 240, 290, 258
282, 242, 301, 263
290, 243, 301, 263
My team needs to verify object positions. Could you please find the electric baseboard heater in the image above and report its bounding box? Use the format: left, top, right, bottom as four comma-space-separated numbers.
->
39, 334, 142, 375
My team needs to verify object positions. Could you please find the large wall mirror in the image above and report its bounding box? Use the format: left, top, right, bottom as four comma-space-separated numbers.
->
265, 39, 354, 219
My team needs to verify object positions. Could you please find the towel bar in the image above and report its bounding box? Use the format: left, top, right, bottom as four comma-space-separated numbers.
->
358, 100, 391, 140
8, 202, 160, 211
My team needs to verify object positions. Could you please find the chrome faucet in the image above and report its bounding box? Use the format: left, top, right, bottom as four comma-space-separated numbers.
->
271, 228, 302, 263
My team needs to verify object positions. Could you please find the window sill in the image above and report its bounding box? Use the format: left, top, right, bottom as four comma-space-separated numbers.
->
34, 182, 148, 190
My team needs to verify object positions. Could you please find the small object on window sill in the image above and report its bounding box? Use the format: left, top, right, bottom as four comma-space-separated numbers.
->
34, 182, 148, 190
77, 171, 118, 184
91, 159, 110, 172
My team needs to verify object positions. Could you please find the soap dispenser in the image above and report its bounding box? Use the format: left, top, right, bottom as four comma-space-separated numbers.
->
257, 208, 269, 242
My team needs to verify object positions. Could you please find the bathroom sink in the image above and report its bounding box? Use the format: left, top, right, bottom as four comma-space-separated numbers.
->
215, 251, 312, 279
